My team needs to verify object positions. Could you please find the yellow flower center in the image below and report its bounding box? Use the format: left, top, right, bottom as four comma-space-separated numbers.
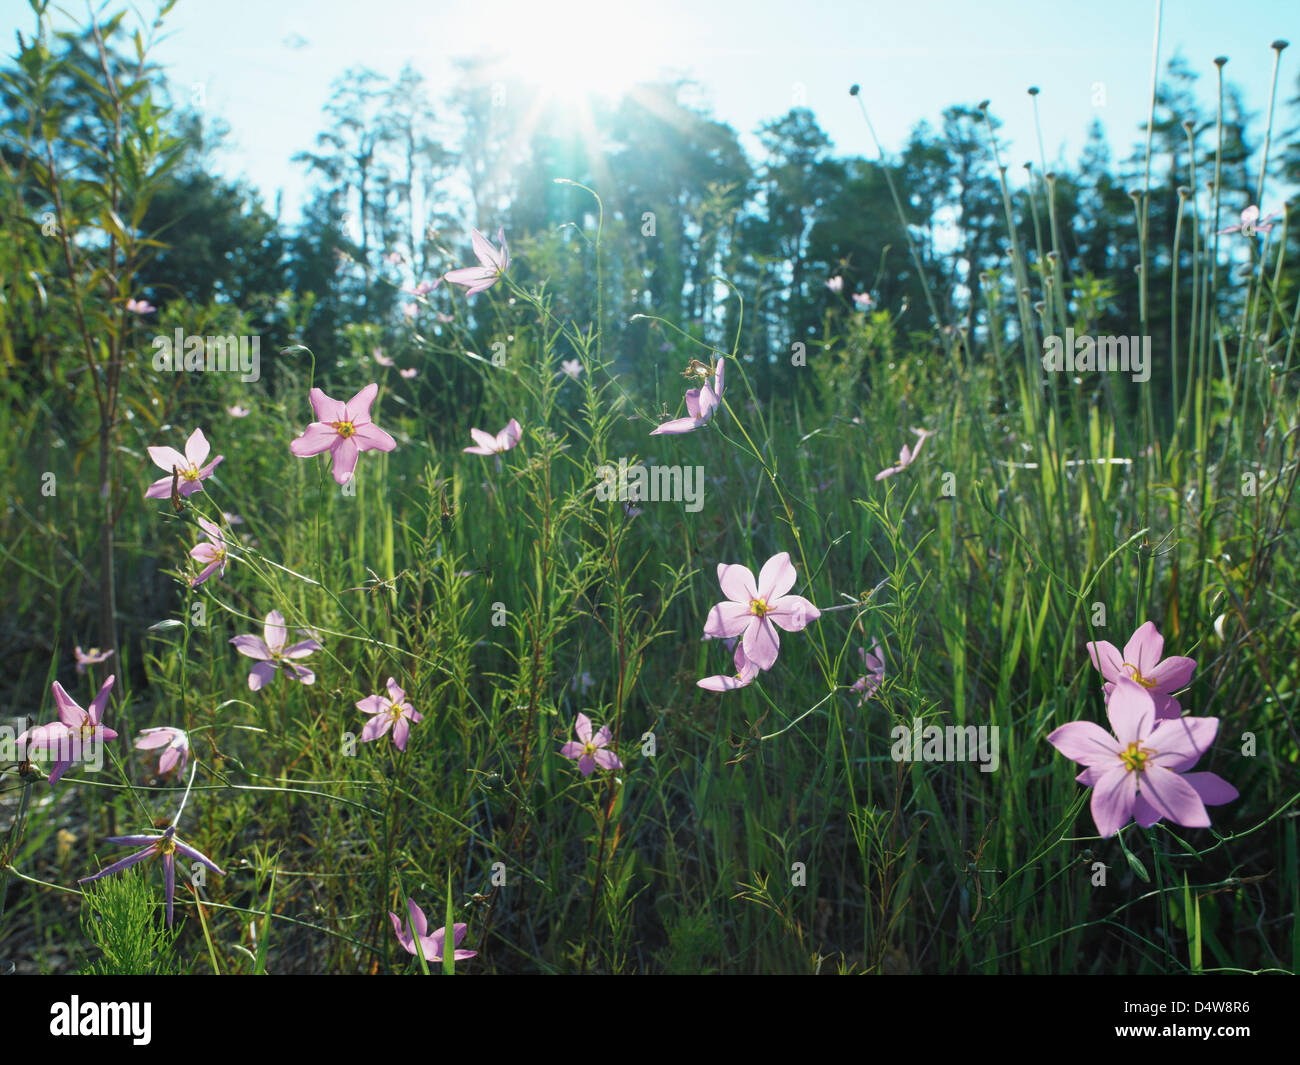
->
388, 700, 405, 722
159, 838, 177, 856
332, 421, 356, 438
1122, 663, 1156, 689
749, 597, 769, 618
1120, 741, 1155, 773
180, 464, 200, 482
582, 741, 597, 758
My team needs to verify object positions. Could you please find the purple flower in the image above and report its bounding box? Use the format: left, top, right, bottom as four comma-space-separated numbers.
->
852, 292, 874, 311
1046, 678, 1237, 837
144, 428, 224, 500
134, 727, 189, 776
125, 297, 155, 314
651, 359, 725, 436
444, 227, 510, 295
1086, 621, 1195, 720
698, 642, 761, 692
851, 639, 886, 704
389, 899, 477, 963
226, 405, 251, 418
559, 713, 622, 776
372, 347, 396, 367
190, 517, 229, 588
560, 359, 583, 380
79, 823, 223, 927
464, 418, 522, 456
357, 677, 423, 751
74, 646, 114, 674
289, 383, 397, 485
702, 552, 821, 671
399, 367, 418, 379
875, 427, 934, 481
19, 674, 118, 784
230, 610, 322, 691
825, 276, 843, 293
1218, 205, 1279, 237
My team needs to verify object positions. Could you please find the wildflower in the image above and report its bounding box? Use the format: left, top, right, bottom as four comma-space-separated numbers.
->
650, 358, 725, 436
226, 405, 251, 418
372, 347, 396, 367
134, 727, 189, 776
1046, 678, 1237, 837
559, 713, 622, 777
404, 279, 439, 296
19, 675, 118, 784
357, 677, 423, 752
1218, 205, 1280, 237
125, 297, 155, 314
698, 642, 760, 692
189, 517, 229, 588
79, 795, 223, 928
464, 418, 522, 456
570, 671, 595, 694
702, 552, 820, 671
1086, 621, 1195, 720
144, 428, 224, 500
444, 227, 510, 295
875, 427, 934, 481
389, 899, 477, 963
851, 639, 886, 704
560, 359, 583, 380
289, 383, 397, 486
402, 302, 419, 319
399, 367, 418, 379
852, 292, 874, 311
825, 276, 843, 293
230, 610, 321, 691
74, 646, 114, 674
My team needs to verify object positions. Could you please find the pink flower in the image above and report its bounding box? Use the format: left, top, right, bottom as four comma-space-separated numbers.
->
851, 639, 886, 704
698, 642, 761, 692
702, 552, 820, 671
464, 418, 522, 456
560, 359, 583, 380
190, 517, 229, 587
650, 359, 725, 436
289, 383, 397, 485
372, 347, 396, 367
1086, 620, 1196, 720
230, 610, 322, 691
74, 646, 114, 674
402, 302, 419, 319
19, 675, 118, 784
389, 899, 477, 963
852, 292, 874, 311
80, 822, 222, 928
404, 279, 439, 296
1218, 205, 1279, 237
875, 427, 934, 481
134, 726, 189, 776
144, 428, 224, 500
125, 297, 155, 314
226, 405, 251, 418
825, 276, 843, 293
444, 227, 510, 295
559, 713, 622, 776
399, 367, 418, 379
1046, 678, 1237, 838
357, 677, 423, 751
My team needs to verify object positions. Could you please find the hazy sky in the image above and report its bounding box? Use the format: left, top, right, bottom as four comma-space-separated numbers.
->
3, 0, 1295, 222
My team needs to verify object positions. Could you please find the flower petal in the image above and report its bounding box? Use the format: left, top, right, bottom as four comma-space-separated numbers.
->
1138, 765, 1209, 828
1047, 720, 1122, 767
1090, 766, 1138, 837
757, 552, 797, 601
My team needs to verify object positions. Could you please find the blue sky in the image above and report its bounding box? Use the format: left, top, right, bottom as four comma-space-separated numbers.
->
4, 0, 1295, 221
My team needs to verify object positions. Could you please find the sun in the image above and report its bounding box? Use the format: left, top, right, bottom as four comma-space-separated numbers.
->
494, 0, 664, 107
